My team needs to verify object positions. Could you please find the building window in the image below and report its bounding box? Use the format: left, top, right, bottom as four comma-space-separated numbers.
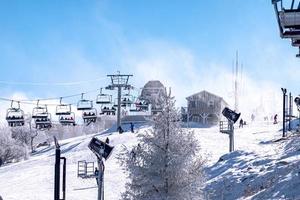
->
208, 100, 214, 107
190, 101, 196, 108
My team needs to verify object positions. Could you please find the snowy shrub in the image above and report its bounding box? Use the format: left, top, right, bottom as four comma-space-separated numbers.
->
118, 91, 206, 200
0, 128, 27, 165
11, 126, 31, 145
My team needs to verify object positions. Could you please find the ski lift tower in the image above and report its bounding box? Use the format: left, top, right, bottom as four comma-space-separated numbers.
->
106, 72, 133, 132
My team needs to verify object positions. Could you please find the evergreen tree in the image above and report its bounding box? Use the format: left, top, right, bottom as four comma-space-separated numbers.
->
119, 91, 206, 200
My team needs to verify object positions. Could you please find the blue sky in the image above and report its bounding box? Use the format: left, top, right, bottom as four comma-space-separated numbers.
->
0, 0, 298, 114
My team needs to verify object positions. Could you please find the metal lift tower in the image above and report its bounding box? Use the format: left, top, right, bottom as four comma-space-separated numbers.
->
106, 72, 133, 132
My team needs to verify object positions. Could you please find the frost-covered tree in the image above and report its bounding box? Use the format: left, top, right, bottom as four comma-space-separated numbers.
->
0, 127, 27, 166
119, 91, 206, 200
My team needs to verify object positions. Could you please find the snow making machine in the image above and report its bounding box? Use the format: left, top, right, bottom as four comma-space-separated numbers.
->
76, 137, 114, 200
219, 107, 241, 152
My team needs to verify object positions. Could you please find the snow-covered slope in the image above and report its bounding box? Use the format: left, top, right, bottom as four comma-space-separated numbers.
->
0, 128, 141, 200
203, 122, 300, 200
1, 122, 300, 200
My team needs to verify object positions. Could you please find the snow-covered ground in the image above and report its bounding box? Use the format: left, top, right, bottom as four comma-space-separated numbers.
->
1, 121, 300, 200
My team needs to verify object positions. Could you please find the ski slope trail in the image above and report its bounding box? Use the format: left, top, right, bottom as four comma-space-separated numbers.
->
0, 122, 298, 200
0, 128, 141, 200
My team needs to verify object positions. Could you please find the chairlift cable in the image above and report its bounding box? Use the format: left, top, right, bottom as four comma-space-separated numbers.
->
0, 77, 107, 86
0, 89, 100, 103
0, 97, 78, 107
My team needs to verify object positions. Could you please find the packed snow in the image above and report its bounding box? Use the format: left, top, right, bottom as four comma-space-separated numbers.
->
1, 121, 300, 199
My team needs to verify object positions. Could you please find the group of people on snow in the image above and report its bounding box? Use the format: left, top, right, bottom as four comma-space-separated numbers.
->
117, 122, 135, 134
238, 113, 278, 128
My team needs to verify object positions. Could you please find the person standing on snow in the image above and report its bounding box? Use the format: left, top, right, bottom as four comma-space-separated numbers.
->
94, 167, 99, 185
130, 122, 134, 133
274, 114, 278, 124
251, 114, 255, 122
239, 119, 244, 128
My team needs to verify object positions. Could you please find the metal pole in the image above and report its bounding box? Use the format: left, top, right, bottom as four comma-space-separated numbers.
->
61, 157, 66, 200
289, 92, 292, 131
102, 165, 104, 200
54, 148, 60, 200
229, 121, 234, 152
97, 157, 104, 200
282, 89, 287, 137
117, 86, 122, 132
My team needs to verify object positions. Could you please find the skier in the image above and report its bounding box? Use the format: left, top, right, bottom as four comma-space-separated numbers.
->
130, 122, 134, 133
130, 149, 136, 161
118, 126, 124, 134
105, 137, 109, 144
274, 114, 278, 124
94, 167, 99, 185
251, 114, 255, 122
239, 119, 244, 128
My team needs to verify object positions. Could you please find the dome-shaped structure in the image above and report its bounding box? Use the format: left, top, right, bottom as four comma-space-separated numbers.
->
140, 80, 166, 114
141, 80, 165, 98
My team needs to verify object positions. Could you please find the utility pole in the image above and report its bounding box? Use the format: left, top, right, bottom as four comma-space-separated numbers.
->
106, 72, 133, 133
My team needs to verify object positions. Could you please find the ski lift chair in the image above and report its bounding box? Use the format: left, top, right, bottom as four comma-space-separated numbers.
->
121, 97, 133, 107
6, 101, 25, 127
56, 98, 71, 115
100, 106, 116, 115
35, 113, 52, 130
59, 112, 76, 126
121, 90, 134, 106
291, 39, 300, 56
96, 89, 112, 104
135, 100, 149, 111
151, 107, 163, 114
273, 0, 300, 38
111, 98, 118, 108
77, 93, 93, 111
292, 38, 300, 46
82, 108, 97, 124
32, 102, 49, 119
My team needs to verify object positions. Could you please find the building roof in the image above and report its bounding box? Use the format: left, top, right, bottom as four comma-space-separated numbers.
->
140, 80, 166, 97
143, 80, 165, 89
186, 90, 228, 105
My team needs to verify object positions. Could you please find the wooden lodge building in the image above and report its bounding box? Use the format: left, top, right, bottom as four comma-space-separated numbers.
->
185, 90, 228, 124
